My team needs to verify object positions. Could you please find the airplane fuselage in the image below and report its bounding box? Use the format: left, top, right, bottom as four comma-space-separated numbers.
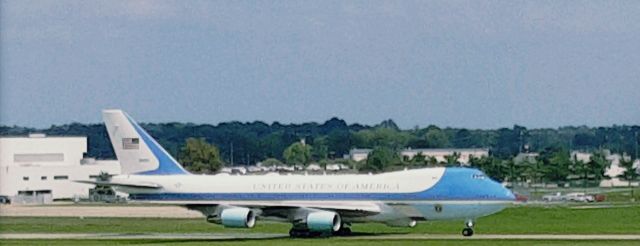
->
98, 109, 515, 237
114, 167, 514, 224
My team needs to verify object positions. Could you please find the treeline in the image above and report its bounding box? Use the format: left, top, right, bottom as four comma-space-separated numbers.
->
360, 146, 615, 185
1, 119, 639, 164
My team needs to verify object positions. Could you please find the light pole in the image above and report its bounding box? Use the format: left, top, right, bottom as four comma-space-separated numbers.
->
230, 142, 234, 166
635, 131, 638, 160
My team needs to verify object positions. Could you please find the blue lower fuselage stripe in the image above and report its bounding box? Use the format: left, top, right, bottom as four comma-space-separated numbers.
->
129, 192, 512, 201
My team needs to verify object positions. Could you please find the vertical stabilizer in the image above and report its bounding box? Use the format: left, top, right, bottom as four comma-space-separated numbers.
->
102, 109, 189, 175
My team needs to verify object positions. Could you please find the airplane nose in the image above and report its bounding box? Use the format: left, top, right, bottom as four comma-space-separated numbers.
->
504, 187, 516, 201
491, 180, 516, 201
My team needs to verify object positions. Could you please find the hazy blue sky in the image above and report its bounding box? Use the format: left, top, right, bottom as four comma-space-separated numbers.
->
1, 0, 639, 129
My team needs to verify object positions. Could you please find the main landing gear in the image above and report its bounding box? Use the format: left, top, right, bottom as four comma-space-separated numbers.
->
461, 219, 474, 237
289, 228, 322, 238
289, 224, 352, 238
332, 226, 352, 236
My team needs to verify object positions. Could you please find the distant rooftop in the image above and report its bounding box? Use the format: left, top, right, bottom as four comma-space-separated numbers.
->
402, 148, 489, 152
0, 134, 86, 139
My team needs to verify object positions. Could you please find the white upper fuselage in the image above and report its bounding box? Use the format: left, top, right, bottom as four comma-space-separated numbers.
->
115, 168, 444, 196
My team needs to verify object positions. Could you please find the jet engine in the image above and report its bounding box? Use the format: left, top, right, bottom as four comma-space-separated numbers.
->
306, 211, 341, 232
220, 207, 256, 228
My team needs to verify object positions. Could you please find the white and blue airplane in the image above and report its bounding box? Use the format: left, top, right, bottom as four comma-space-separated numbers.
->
84, 109, 515, 237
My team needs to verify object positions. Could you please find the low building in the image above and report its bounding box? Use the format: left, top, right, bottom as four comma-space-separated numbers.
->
348, 148, 489, 164
400, 148, 489, 164
600, 153, 639, 187
0, 134, 120, 203
570, 151, 639, 187
571, 151, 593, 163
513, 152, 539, 165
348, 149, 372, 162
306, 164, 322, 171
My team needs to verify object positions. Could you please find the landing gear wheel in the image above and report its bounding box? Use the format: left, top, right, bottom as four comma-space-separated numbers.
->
289, 228, 298, 237
333, 227, 352, 236
289, 228, 323, 238
289, 228, 307, 238
462, 228, 474, 237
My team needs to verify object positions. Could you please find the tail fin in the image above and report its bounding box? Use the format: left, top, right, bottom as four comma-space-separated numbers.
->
103, 109, 189, 175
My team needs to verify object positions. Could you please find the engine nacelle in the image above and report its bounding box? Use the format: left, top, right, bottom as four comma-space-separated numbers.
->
220, 207, 256, 228
385, 218, 417, 228
306, 211, 341, 232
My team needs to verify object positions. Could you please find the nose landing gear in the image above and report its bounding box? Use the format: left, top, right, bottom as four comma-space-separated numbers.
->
461, 219, 474, 237
462, 228, 474, 237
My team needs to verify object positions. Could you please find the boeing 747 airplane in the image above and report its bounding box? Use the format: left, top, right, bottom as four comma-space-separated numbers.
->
79, 110, 515, 237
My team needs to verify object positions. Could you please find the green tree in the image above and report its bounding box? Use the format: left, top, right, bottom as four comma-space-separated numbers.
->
453, 129, 472, 148
311, 136, 329, 161
5, 119, 640, 163
618, 157, 639, 200
492, 126, 527, 158
570, 158, 589, 187
569, 151, 610, 188
407, 153, 441, 168
538, 146, 570, 184
283, 142, 312, 166
488, 158, 507, 182
503, 159, 522, 184
326, 130, 353, 158
353, 127, 411, 149
376, 119, 400, 131
410, 152, 426, 167
522, 159, 547, 185
179, 138, 224, 173
588, 150, 611, 182
426, 156, 439, 167
425, 127, 449, 148
469, 156, 505, 182
362, 147, 400, 172
443, 152, 461, 166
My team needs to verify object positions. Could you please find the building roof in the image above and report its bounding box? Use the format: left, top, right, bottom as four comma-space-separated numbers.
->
0, 135, 86, 139
350, 149, 372, 154
401, 148, 489, 153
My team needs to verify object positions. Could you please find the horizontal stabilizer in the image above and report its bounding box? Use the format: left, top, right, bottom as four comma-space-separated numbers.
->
74, 180, 162, 189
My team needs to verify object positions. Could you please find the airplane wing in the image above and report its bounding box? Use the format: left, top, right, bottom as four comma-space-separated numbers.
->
174, 201, 382, 218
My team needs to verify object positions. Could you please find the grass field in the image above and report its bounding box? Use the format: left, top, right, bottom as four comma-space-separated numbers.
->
3, 239, 640, 246
2, 205, 639, 245
2, 205, 640, 234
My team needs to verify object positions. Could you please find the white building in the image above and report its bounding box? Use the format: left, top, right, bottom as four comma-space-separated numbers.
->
570, 151, 639, 187
347, 148, 489, 164
513, 152, 539, 164
305, 164, 322, 171
601, 154, 639, 187
571, 151, 592, 163
400, 148, 489, 164
348, 149, 372, 162
0, 134, 120, 202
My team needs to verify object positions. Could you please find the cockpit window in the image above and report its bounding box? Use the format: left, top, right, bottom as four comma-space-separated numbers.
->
472, 173, 486, 179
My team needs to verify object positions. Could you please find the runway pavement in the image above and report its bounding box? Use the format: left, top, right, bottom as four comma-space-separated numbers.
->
0, 232, 287, 240
2, 233, 640, 240
0, 205, 201, 218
